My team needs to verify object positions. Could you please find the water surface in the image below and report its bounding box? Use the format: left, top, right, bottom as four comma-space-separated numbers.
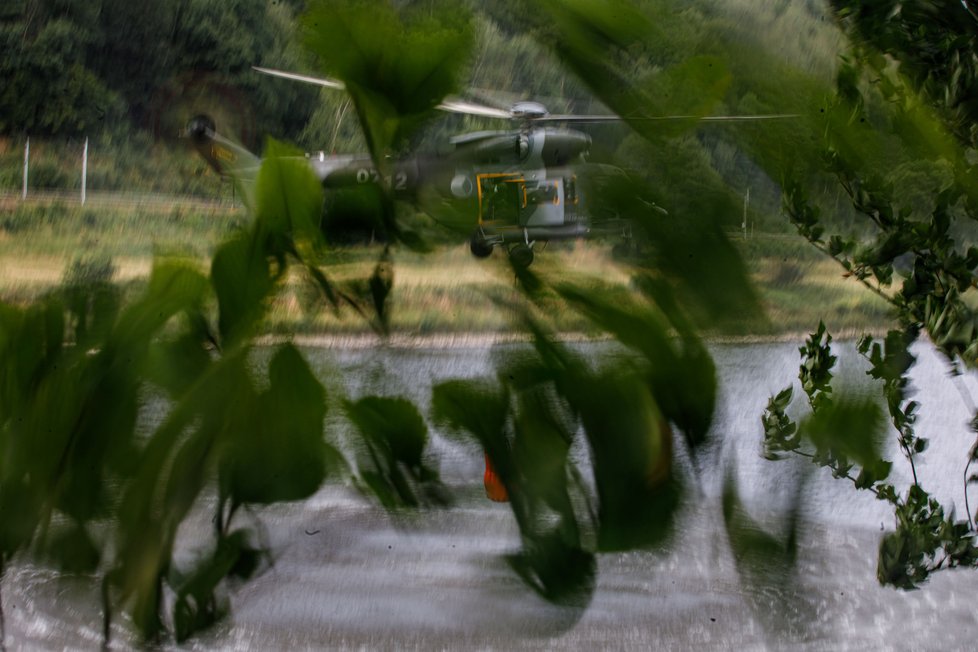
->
5, 340, 978, 649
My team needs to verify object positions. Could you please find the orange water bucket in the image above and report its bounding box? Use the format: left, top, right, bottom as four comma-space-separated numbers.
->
483, 452, 509, 502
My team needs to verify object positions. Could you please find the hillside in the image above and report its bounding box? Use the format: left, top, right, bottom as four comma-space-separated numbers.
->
0, 0, 845, 230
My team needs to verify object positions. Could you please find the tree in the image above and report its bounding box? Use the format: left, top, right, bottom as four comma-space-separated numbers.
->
0, 15, 122, 135
0, 0, 315, 140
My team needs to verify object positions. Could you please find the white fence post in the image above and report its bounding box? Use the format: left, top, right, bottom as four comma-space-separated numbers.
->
22, 137, 29, 200
81, 137, 89, 205
742, 187, 750, 240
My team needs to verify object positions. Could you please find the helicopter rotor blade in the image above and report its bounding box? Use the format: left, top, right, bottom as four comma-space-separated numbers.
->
664, 113, 800, 122
535, 113, 800, 123
435, 99, 512, 119
252, 66, 799, 124
253, 66, 346, 90
253, 65, 511, 119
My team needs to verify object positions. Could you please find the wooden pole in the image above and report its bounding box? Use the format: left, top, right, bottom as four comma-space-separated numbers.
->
81, 137, 89, 205
742, 187, 750, 240
22, 138, 29, 200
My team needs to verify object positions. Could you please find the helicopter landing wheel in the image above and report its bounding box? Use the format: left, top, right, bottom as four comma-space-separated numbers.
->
469, 234, 493, 258
508, 243, 534, 268
612, 241, 633, 260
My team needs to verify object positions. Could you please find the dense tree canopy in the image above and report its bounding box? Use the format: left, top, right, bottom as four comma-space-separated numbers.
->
0, 0, 315, 140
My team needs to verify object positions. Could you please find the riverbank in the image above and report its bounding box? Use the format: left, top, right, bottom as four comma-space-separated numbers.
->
259, 327, 887, 350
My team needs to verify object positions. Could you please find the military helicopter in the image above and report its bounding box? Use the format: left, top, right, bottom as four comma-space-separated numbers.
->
188, 66, 793, 267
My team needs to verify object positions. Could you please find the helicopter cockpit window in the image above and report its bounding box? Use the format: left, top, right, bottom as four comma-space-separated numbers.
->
478, 174, 525, 224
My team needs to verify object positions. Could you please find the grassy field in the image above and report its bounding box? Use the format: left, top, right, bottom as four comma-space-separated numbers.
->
0, 199, 893, 340
738, 234, 893, 338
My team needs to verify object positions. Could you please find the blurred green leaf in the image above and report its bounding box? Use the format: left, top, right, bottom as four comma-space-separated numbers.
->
0, 485, 40, 561
801, 397, 888, 474
111, 349, 251, 640
653, 55, 732, 119
432, 345, 594, 602
510, 383, 576, 510
541, 1, 732, 144
539, 0, 657, 128
573, 365, 679, 551
722, 466, 798, 570
556, 281, 716, 447
498, 351, 595, 602
347, 396, 426, 468
211, 231, 275, 348
582, 169, 762, 327
62, 256, 121, 348
338, 247, 396, 336
722, 463, 805, 636
507, 532, 595, 605
225, 344, 330, 506
431, 378, 509, 455
255, 139, 325, 251
368, 247, 394, 333
115, 259, 209, 347
170, 530, 256, 642
431, 377, 517, 500
345, 395, 445, 507
211, 139, 333, 347
46, 522, 101, 575
302, 0, 472, 160
301, 0, 472, 250
146, 331, 212, 400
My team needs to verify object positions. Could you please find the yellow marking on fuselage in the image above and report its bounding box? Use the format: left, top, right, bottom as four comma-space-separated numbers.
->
211, 145, 235, 163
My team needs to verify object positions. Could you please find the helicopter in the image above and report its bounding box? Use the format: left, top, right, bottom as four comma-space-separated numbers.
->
187, 68, 794, 502
188, 66, 794, 267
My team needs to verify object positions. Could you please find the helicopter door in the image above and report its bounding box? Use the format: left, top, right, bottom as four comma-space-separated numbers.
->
562, 175, 582, 225
477, 173, 526, 225
522, 178, 565, 227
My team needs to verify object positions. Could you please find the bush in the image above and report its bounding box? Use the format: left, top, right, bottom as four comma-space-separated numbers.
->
63, 253, 115, 287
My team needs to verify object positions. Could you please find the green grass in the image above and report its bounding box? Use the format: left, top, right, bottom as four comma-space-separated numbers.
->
734, 234, 895, 336
0, 201, 894, 339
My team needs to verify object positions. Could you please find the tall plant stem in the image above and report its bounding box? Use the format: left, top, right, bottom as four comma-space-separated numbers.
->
1, 559, 7, 652
952, 375, 978, 530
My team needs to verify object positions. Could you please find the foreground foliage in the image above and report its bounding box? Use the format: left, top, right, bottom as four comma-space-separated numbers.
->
762, 0, 978, 589
0, 0, 773, 645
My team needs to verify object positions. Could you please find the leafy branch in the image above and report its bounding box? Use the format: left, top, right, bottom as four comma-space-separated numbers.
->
764, 3, 978, 588
764, 320, 978, 587
763, 324, 893, 498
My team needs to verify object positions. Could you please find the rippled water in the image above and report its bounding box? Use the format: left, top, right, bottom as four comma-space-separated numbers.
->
5, 340, 978, 649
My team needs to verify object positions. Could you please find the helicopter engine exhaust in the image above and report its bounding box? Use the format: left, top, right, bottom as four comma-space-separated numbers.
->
185, 114, 261, 184
186, 114, 216, 145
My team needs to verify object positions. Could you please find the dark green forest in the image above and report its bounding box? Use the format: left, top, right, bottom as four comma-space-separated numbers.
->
0, 0, 836, 139
0, 0, 311, 138
0, 0, 846, 228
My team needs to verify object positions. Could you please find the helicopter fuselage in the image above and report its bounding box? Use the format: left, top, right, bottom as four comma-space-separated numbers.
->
305, 126, 589, 196
302, 126, 596, 263
189, 114, 615, 265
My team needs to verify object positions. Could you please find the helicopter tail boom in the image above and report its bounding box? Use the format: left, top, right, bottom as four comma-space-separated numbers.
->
186, 114, 262, 182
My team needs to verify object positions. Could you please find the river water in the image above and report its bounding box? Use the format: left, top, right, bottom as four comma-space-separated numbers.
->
5, 340, 978, 650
